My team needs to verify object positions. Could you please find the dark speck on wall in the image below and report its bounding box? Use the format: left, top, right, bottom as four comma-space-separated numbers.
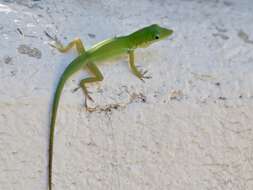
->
212, 33, 229, 40
214, 82, 220, 86
218, 96, 227, 100
17, 44, 42, 59
223, 1, 233, 6
3, 56, 13, 64
88, 33, 96, 38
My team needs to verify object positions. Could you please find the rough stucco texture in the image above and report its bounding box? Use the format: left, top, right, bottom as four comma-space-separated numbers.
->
0, 0, 253, 190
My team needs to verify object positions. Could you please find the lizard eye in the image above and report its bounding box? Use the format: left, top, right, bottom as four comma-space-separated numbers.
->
155, 35, 160, 40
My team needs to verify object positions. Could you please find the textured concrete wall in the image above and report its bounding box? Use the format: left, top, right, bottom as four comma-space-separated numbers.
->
0, 0, 253, 189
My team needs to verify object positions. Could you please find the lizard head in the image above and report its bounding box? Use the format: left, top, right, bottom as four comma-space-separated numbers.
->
130, 24, 173, 48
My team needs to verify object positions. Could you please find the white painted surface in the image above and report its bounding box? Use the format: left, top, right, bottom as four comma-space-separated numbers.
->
0, 0, 253, 189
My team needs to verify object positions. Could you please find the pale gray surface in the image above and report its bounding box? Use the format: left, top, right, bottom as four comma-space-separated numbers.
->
0, 0, 253, 189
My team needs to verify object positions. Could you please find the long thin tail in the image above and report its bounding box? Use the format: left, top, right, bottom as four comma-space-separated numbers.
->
48, 53, 87, 190
48, 74, 68, 190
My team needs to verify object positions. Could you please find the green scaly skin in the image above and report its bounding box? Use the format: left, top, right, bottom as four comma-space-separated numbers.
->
48, 24, 173, 190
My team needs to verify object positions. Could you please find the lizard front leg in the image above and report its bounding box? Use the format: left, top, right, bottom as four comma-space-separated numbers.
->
128, 50, 151, 81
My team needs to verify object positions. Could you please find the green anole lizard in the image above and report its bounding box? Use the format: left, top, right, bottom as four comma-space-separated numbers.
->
46, 24, 173, 190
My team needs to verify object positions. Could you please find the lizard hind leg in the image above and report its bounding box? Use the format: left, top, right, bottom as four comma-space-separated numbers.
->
53, 38, 85, 55
79, 62, 104, 110
46, 32, 86, 55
